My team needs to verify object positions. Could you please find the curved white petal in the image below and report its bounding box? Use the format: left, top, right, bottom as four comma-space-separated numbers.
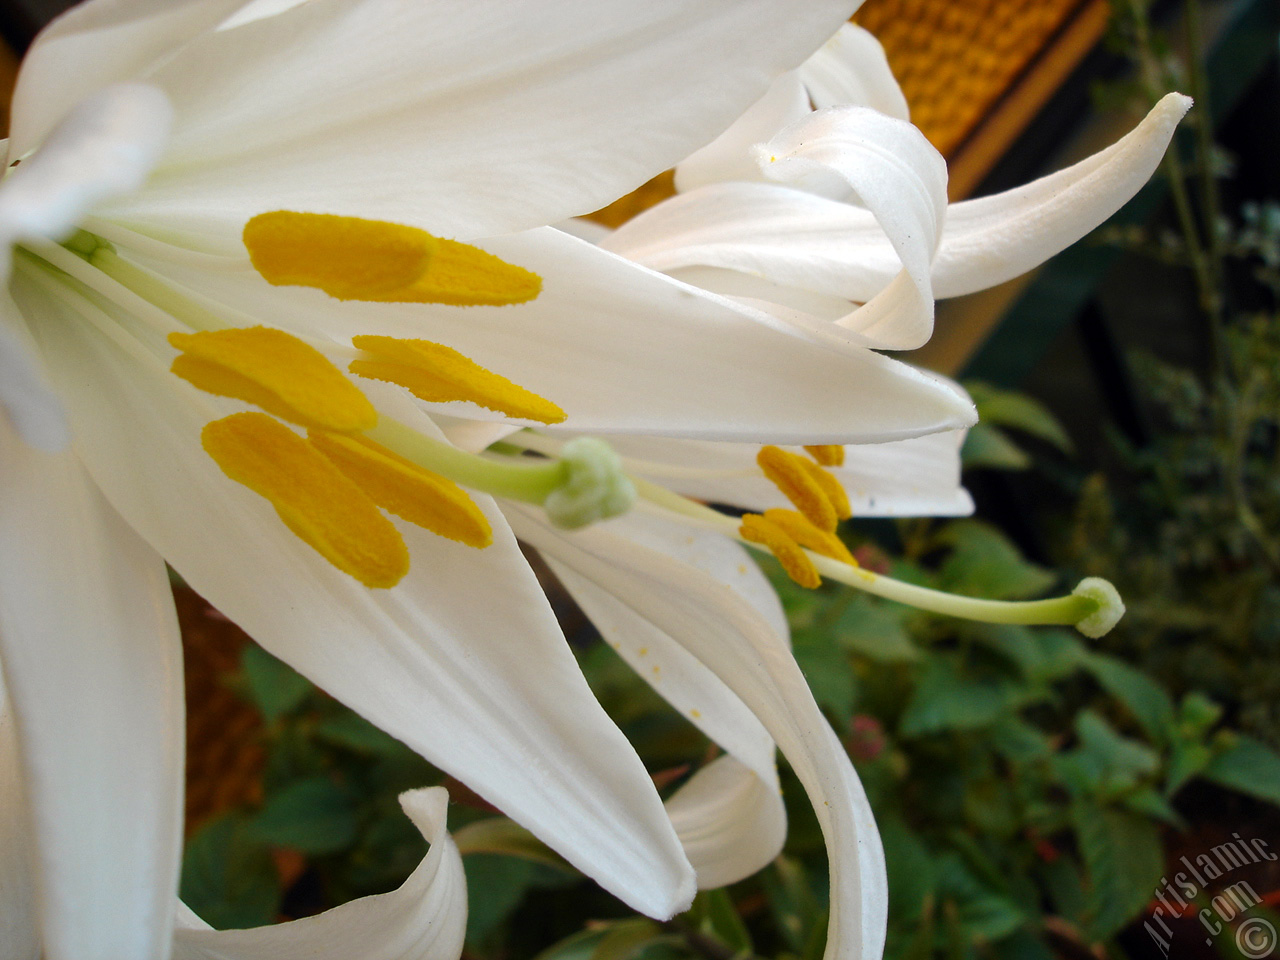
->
0, 82, 171, 258
0, 417, 184, 960
0, 665, 39, 960
102, 0, 862, 242
173, 787, 466, 960
675, 72, 812, 193
610, 96, 1190, 323
132, 229, 975, 444
757, 107, 947, 349
605, 432, 973, 518
664, 754, 787, 891
520, 508, 787, 889
8, 0, 250, 161
15, 271, 695, 920
798, 24, 909, 120
508, 506, 885, 960
930, 93, 1192, 297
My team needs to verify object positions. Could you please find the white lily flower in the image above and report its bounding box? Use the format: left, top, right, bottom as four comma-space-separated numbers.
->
603, 23, 1194, 352
0, 2, 991, 958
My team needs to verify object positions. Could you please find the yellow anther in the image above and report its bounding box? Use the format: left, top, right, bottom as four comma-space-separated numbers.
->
202, 413, 409, 589
349, 335, 566, 424
799, 456, 852, 521
740, 513, 821, 589
757, 445, 837, 532
244, 211, 436, 300
762, 509, 858, 566
804, 444, 846, 467
244, 211, 541, 306
170, 326, 376, 434
309, 431, 492, 549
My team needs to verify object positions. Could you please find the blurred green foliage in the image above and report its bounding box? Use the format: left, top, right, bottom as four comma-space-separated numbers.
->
1066, 0, 1280, 746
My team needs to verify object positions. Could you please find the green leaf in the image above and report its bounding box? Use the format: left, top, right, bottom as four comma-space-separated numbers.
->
250, 776, 358, 854
988, 718, 1054, 764
971, 626, 1084, 683
591, 919, 666, 960
936, 521, 1057, 601
899, 659, 1022, 737
1071, 802, 1164, 939
961, 423, 1031, 471
464, 854, 535, 946
793, 631, 855, 726
241, 643, 312, 722
881, 816, 939, 922
1081, 653, 1176, 743
180, 814, 280, 929
695, 889, 753, 956
1075, 711, 1160, 780
964, 381, 1073, 452
453, 817, 575, 873
314, 711, 410, 757
765, 855, 822, 953
1121, 787, 1186, 827
534, 929, 609, 960
835, 598, 921, 663
1201, 735, 1280, 806
937, 853, 1026, 942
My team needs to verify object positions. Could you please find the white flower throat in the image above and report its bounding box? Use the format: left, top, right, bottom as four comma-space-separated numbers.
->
17, 211, 1120, 638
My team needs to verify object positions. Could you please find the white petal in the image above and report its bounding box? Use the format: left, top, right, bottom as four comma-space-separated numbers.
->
508, 508, 885, 960
15, 271, 695, 920
518, 508, 786, 889
133, 228, 976, 444
0, 665, 39, 960
0, 83, 171, 254
545, 512, 782, 780
616, 96, 1191, 319
603, 181, 895, 303
7, 0, 250, 162
675, 72, 813, 193
757, 107, 948, 349
606, 432, 973, 518
0, 418, 184, 960
105, 0, 864, 241
664, 754, 787, 891
173, 787, 465, 960
798, 24, 910, 120
930, 93, 1193, 297
0, 295, 68, 451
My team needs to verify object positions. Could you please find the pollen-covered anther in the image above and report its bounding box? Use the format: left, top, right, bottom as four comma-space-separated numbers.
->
309, 430, 492, 549
800, 455, 851, 521
349, 335, 566, 425
757, 445, 838, 532
169, 326, 376, 433
804, 444, 846, 467
740, 513, 821, 589
762, 509, 857, 566
201, 412, 409, 588
244, 211, 541, 306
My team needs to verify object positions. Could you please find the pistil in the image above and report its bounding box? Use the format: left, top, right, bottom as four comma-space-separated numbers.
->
630, 476, 1123, 638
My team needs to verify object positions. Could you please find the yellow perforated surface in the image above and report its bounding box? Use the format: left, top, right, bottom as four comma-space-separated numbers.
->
854, 0, 1092, 157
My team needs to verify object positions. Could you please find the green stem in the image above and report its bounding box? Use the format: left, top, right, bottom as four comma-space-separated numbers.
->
367, 417, 567, 504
